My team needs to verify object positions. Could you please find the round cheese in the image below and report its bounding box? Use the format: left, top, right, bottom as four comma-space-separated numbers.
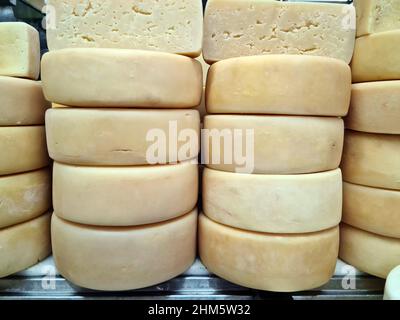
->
0, 168, 51, 229
199, 214, 339, 292
343, 182, 400, 239
346, 81, 400, 134
341, 131, 400, 190
52, 210, 197, 291
384, 265, 400, 300
41, 48, 202, 108
53, 161, 198, 226
0, 213, 51, 278
206, 55, 351, 116
0, 126, 49, 176
340, 223, 400, 279
203, 115, 344, 174
46, 108, 200, 166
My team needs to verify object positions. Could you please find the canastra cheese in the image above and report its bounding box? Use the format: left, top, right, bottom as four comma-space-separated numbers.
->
352, 31, 400, 82
41, 49, 202, 108
203, 115, 344, 174
206, 55, 351, 116
346, 81, 400, 134
52, 210, 197, 291
384, 265, 400, 300
203, 1, 356, 64
199, 214, 339, 292
340, 224, 400, 279
46, 108, 200, 166
341, 131, 400, 190
0, 213, 51, 278
0, 22, 40, 80
0, 76, 49, 126
0, 168, 51, 229
0, 126, 49, 176
53, 161, 198, 226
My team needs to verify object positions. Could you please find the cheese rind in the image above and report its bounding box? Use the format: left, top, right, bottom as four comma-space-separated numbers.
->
0, 213, 51, 278
199, 214, 339, 292
52, 210, 197, 291
340, 224, 400, 279
384, 265, 400, 300
341, 131, 400, 190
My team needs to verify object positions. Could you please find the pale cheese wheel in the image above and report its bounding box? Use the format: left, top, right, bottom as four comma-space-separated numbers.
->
53, 161, 198, 226
41, 48, 202, 108
199, 214, 339, 292
206, 55, 351, 116
0, 213, 51, 278
340, 224, 400, 279
341, 130, 400, 190
384, 265, 400, 300
52, 210, 197, 291
46, 108, 200, 166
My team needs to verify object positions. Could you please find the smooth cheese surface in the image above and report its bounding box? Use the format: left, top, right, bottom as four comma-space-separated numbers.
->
46, 108, 200, 166
0, 213, 51, 278
53, 161, 198, 226
199, 214, 339, 292
41, 48, 202, 108
52, 210, 197, 291
0, 168, 51, 229
0, 126, 49, 176
384, 265, 400, 300
341, 130, 400, 190
206, 55, 351, 116
203, 1, 356, 64
203, 168, 342, 233
340, 224, 400, 279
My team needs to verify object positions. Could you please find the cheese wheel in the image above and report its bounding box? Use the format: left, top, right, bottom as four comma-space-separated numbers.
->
0, 213, 51, 278
46, 108, 200, 166
0, 76, 49, 126
203, 115, 344, 174
199, 214, 339, 292
352, 31, 400, 83
341, 131, 400, 190
346, 81, 400, 134
206, 55, 351, 116
53, 161, 198, 226
41, 48, 202, 108
340, 224, 400, 279
384, 265, 400, 300
0, 126, 49, 176
52, 210, 197, 291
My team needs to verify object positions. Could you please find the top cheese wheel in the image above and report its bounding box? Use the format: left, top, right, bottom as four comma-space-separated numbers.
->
203, 0, 356, 64
41, 49, 203, 108
46, 0, 203, 57
206, 55, 351, 116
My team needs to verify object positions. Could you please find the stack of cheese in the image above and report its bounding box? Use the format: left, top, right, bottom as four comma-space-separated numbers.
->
0, 22, 51, 278
340, 0, 400, 279
41, 0, 203, 291
199, 0, 355, 292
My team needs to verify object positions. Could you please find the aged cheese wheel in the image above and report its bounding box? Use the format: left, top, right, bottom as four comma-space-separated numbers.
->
41, 48, 202, 108
384, 265, 400, 300
0, 126, 49, 176
206, 55, 351, 116
52, 210, 197, 291
53, 161, 198, 226
199, 214, 339, 292
341, 131, 400, 190
203, 115, 344, 174
340, 224, 400, 279
346, 81, 400, 134
0, 213, 51, 278
46, 108, 200, 166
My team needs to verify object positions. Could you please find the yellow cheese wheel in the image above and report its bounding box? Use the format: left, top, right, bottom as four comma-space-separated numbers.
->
341, 130, 400, 190
46, 108, 200, 166
384, 265, 400, 300
0, 213, 51, 278
199, 214, 339, 292
41, 48, 202, 108
340, 224, 400, 279
206, 55, 351, 116
52, 210, 197, 291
